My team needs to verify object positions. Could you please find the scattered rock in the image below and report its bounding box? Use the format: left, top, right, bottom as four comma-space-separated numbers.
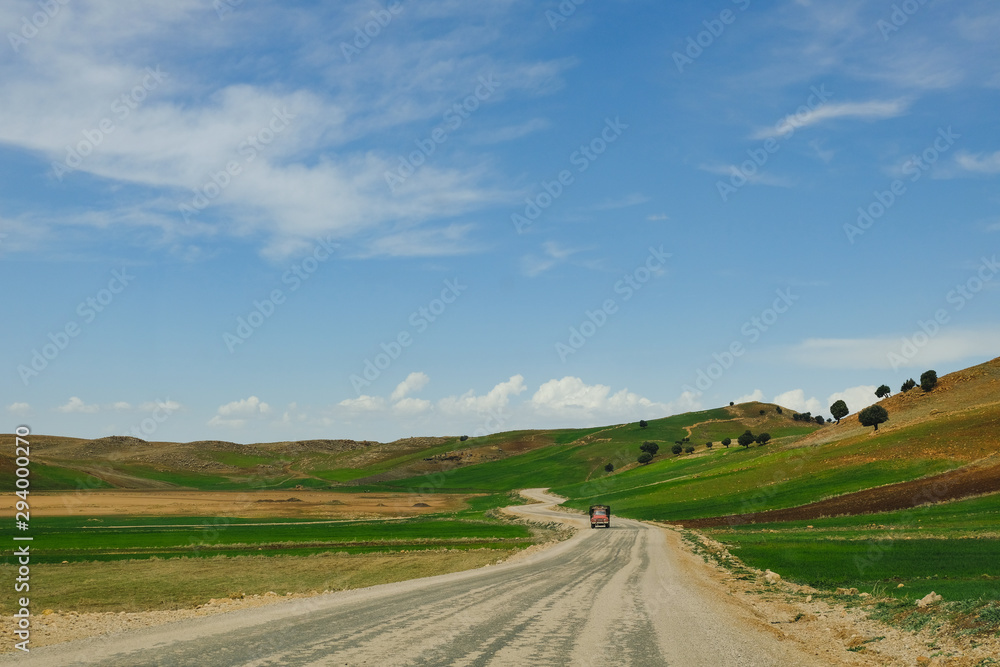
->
763, 570, 781, 584
859, 592, 871, 599
805, 595, 813, 603
916, 591, 942, 608
897, 583, 905, 588
836, 587, 859, 596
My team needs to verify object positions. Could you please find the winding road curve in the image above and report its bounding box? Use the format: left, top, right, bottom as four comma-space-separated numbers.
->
7, 490, 825, 666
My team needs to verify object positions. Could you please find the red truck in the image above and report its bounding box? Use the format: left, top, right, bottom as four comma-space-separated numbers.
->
589, 505, 610, 529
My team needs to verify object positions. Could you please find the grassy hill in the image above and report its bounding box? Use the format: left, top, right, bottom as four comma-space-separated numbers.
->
4, 356, 998, 523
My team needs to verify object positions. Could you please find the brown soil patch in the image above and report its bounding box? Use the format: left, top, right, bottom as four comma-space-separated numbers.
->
677, 460, 1000, 528
14, 490, 475, 519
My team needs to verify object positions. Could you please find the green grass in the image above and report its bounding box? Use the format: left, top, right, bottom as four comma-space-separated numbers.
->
18, 462, 114, 491
714, 534, 1000, 602
7, 515, 533, 563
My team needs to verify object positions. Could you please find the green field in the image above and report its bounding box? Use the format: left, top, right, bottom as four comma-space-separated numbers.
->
702, 491, 1000, 602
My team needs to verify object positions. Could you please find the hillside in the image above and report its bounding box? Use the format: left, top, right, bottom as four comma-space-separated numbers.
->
4, 356, 998, 526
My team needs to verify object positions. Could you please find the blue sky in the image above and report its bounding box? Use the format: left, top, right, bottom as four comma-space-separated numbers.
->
2, 0, 998, 443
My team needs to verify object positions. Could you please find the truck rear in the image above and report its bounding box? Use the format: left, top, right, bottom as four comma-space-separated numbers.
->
589, 505, 610, 529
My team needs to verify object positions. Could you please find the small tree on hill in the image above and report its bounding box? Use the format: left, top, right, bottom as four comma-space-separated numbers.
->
830, 400, 848, 424
759, 409, 766, 415
776, 406, 782, 414
859, 404, 889, 432
604, 463, 614, 473
705, 441, 713, 449
730, 401, 734, 406
721, 437, 731, 448
640, 441, 660, 456
684, 445, 695, 453
639, 419, 648, 429
814, 414, 825, 425
459, 435, 469, 441
755, 432, 771, 446
920, 370, 938, 392
638, 452, 653, 464
900, 378, 917, 393
875, 384, 891, 399
671, 444, 683, 455
738, 430, 755, 448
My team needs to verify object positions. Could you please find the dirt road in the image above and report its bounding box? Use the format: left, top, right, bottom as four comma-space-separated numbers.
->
6, 490, 827, 666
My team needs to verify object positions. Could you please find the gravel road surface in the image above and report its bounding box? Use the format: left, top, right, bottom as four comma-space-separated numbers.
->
5, 489, 826, 666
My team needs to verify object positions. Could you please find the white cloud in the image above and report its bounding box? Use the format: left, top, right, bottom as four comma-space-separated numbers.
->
752, 100, 909, 140
393, 398, 432, 416
646, 213, 669, 221
826, 385, 879, 418
391, 372, 430, 402
208, 396, 271, 428
6, 402, 30, 415
733, 389, 765, 404
337, 395, 387, 412
529, 377, 664, 421
112, 402, 132, 410
955, 150, 1000, 174
771, 389, 822, 415
438, 375, 527, 415
57, 397, 100, 414
217, 396, 270, 417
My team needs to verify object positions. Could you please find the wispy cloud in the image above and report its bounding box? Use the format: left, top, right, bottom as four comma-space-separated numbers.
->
954, 150, 1000, 175
751, 100, 909, 140
590, 193, 649, 211
520, 241, 585, 277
